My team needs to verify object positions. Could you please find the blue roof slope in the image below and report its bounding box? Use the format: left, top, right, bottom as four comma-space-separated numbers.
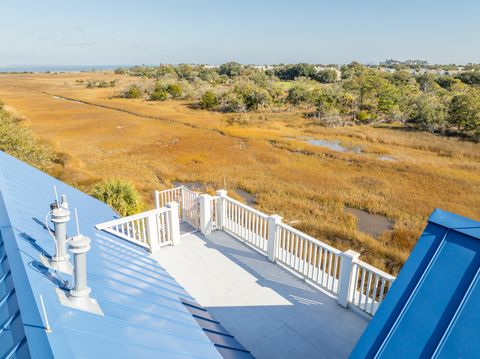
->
0, 232, 31, 359
0, 150, 224, 358
350, 209, 480, 359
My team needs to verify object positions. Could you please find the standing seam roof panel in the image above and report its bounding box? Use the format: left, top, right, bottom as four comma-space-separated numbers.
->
0, 150, 224, 359
350, 209, 480, 359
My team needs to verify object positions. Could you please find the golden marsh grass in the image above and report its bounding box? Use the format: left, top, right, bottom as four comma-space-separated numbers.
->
0, 72, 479, 273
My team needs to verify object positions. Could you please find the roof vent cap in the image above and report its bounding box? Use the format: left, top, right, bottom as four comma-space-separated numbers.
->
56, 209, 103, 316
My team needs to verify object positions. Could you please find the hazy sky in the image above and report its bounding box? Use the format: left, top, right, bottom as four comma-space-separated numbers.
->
1, 0, 479, 65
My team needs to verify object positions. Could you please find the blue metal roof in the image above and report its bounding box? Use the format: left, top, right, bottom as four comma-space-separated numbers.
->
351, 209, 480, 359
0, 150, 233, 358
0, 231, 31, 359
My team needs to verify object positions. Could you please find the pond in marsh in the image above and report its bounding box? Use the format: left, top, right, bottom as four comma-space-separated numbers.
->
307, 139, 363, 154
294, 137, 398, 162
234, 188, 256, 207
307, 139, 352, 152
346, 207, 394, 238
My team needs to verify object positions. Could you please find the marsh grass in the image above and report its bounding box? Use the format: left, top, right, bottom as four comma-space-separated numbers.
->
0, 72, 478, 274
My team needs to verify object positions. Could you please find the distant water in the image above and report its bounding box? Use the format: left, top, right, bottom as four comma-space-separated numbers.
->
0, 65, 127, 73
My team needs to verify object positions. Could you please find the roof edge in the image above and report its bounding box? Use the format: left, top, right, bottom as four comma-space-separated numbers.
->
0, 162, 55, 359
428, 209, 480, 240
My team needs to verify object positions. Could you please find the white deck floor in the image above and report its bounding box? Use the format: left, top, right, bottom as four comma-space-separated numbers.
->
152, 227, 368, 359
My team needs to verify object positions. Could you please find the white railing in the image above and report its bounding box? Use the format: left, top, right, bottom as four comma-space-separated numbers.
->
276, 223, 342, 294
348, 259, 395, 316
95, 205, 180, 252
156, 186, 200, 229
182, 187, 200, 228
155, 186, 183, 209
223, 196, 269, 252
153, 187, 396, 317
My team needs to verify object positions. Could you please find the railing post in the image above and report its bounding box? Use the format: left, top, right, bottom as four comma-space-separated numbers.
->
147, 211, 160, 253
215, 190, 227, 230
198, 194, 212, 235
337, 249, 361, 308
167, 202, 181, 245
181, 187, 187, 222
267, 214, 282, 262
154, 190, 160, 209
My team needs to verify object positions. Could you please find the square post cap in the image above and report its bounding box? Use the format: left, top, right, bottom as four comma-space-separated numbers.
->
216, 189, 228, 197
167, 201, 179, 209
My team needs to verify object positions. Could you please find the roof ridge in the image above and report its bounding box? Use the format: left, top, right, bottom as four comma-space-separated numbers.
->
428, 208, 480, 240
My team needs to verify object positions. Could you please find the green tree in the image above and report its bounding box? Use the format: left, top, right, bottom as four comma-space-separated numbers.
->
435, 76, 459, 90
340, 62, 366, 80
286, 81, 316, 105
219, 62, 243, 78
275, 63, 317, 80
406, 92, 448, 133
198, 68, 222, 84
243, 88, 271, 111
232, 82, 272, 111
199, 91, 218, 110
175, 64, 196, 81
455, 71, 480, 85
448, 89, 480, 135
415, 73, 438, 92
314, 89, 339, 118
90, 179, 142, 216
377, 82, 401, 119
314, 69, 338, 83
390, 70, 412, 86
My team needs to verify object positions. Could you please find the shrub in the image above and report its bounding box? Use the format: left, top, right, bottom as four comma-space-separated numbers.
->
243, 89, 271, 111
86, 79, 117, 88
356, 111, 372, 123
166, 83, 183, 98
150, 90, 168, 101
287, 84, 314, 105
90, 179, 142, 216
219, 91, 246, 112
124, 85, 142, 99
199, 91, 218, 110
0, 107, 55, 170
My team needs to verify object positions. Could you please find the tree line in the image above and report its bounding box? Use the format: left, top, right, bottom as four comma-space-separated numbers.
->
114, 62, 480, 140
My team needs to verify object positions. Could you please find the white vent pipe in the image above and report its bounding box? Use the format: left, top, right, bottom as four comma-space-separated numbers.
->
51, 202, 71, 265
68, 234, 92, 301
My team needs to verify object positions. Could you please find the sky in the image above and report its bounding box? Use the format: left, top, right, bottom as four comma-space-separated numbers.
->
0, 0, 479, 65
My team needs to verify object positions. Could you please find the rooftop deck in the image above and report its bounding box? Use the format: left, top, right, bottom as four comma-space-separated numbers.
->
152, 225, 368, 359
